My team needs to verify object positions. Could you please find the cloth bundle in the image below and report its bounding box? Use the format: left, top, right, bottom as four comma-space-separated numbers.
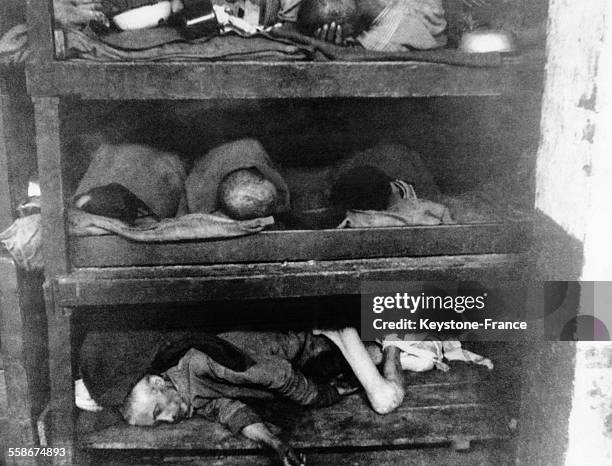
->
0, 214, 43, 272
381, 334, 493, 372
337, 197, 455, 228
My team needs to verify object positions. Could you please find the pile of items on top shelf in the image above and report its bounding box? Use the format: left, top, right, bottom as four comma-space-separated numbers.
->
50, 0, 546, 62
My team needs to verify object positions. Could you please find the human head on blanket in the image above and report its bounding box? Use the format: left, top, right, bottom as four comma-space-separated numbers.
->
296, 0, 448, 50
79, 330, 359, 466
329, 143, 455, 227
73, 138, 287, 223
295, 0, 489, 49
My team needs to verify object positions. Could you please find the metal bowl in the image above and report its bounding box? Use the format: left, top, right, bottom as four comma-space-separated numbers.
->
459, 29, 518, 54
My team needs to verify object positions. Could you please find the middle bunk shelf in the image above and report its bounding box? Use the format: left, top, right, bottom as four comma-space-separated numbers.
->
49, 93, 539, 293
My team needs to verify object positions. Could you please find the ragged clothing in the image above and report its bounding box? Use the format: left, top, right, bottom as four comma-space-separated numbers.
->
78, 330, 340, 434
183, 138, 290, 216
338, 197, 455, 228
0, 214, 43, 272
161, 331, 339, 434
381, 335, 494, 372
164, 346, 321, 433
75, 143, 186, 219
357, 0, 448, 51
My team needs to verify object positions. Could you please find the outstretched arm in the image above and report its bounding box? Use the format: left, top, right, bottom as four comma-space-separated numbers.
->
242, 423, 306, 466
198, 398, 305, 466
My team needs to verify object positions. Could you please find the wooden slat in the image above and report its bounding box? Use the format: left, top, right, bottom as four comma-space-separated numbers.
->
83, 403, 510, 450
0, 370, 7, 419
26, 57, 543, 99
82, 370, 514, 451
69, 220, 532, 267
90, 440, 517, 465
55, 254, 529, 306
25, 0, 55, 65
147, 443, 517, 466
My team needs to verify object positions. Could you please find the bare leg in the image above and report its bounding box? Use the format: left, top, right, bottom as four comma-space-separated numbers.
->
382, 345, 404, 388
313, 328, 404, 414
241, 423, 306, 466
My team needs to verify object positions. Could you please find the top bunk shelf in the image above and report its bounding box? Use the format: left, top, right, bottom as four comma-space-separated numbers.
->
26, 52, 544, 100
25, 0, 547, 99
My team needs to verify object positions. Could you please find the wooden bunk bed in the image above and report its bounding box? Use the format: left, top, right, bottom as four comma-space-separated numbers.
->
27, 0, 547, 464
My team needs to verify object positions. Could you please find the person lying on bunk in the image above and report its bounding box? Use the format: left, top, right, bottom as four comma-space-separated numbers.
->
296, 0, 448, 50
293, 0, 490, 49
78, 329, 361, 466
184, 138, 291, 220
329, 143, 455, 228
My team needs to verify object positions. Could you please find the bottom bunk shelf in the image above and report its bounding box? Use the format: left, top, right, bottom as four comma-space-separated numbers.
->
81, 362, 518, 465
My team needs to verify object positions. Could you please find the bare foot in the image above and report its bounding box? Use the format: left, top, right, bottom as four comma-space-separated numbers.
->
314, 328, 404, 414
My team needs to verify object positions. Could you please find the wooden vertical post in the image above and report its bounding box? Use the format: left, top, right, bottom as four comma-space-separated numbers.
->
33, 97, 70, 277
44, 283, 76, 466
0, 256, 47, 466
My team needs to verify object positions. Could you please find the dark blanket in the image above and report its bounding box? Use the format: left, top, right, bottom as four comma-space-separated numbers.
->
62, 23, 504, 66
270, 25, 504, 67
80, 330, 256, 409
63, 26, 315, 61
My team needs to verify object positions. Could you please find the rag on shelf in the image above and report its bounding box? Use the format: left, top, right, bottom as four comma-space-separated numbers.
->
381, 334, 494, 372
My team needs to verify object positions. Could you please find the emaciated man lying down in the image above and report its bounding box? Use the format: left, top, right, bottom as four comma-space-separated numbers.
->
79, 329, 404, 465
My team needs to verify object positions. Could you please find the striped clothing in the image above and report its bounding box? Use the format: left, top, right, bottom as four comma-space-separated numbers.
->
357, 0, 447, 51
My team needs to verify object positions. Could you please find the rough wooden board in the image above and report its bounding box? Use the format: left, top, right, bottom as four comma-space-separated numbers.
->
82, 402, 510, 451
33, 97, 71, 277
91, 439, 517, 465
0, 369, 7, 418
82, 369, 513, 451
26, 57, 544, 100
69, 221, 532, 267
55, 254, 530, 306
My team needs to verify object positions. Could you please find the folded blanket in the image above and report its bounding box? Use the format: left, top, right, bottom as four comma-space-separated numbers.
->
68, 208, 274, 241
62, 26, 313, 61
60, 20, 504, 65
0, 209, 273, 270
338, 197, 455, 228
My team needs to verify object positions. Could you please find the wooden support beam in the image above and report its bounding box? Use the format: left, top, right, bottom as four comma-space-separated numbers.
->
33, 96, 70, 277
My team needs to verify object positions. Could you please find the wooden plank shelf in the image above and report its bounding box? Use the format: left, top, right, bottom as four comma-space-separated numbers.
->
25, 52, 544, 100
81, 364, 515, 452
69, 220, 532, 268
54, 253, 530, 306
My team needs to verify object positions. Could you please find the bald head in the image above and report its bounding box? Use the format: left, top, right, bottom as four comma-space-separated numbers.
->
218, 168, 278, 220
297, 0, 365, 37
